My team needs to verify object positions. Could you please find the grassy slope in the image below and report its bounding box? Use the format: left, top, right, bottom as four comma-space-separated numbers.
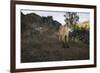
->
21, 29, 89, 63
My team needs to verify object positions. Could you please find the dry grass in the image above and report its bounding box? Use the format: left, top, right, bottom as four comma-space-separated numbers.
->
21, 29, 89, 63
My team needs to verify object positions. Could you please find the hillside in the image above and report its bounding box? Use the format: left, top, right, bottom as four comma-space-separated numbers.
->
21, 12, 61, 33
77, 21, 90, 30
21, 12, 89, 63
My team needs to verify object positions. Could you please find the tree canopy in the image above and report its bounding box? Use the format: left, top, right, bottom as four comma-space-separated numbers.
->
64, 12, 79, 28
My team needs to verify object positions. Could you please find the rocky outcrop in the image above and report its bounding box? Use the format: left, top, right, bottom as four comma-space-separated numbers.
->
21, 12, 61, 33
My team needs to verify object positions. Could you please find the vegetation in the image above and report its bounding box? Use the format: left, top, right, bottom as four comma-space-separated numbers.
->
71, 21, 90, 44
21, 12, 89, 63
64, 12, 79, 27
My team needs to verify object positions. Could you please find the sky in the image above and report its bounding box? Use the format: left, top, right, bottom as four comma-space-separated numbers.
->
21, 10, 90, 25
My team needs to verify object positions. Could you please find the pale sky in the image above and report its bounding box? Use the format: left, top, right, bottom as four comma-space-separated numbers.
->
21, 10, 90, 25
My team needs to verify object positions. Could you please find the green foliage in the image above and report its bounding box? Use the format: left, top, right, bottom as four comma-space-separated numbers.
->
71, 21, 90, 44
